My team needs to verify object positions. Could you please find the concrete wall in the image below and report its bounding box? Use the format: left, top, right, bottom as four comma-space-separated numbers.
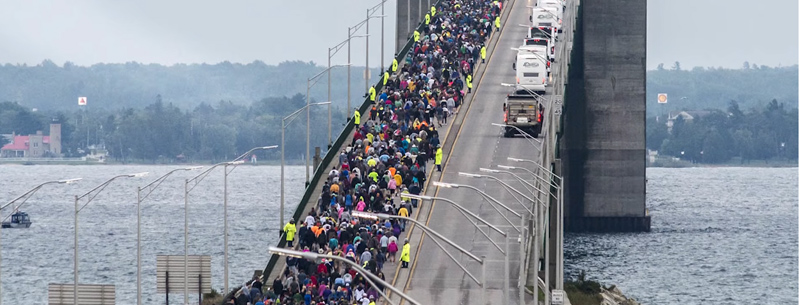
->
396, 0, 425, 54
561, 0, 649, 231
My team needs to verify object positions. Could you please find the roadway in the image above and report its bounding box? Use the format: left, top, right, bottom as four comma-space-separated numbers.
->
389, 0, 575, 303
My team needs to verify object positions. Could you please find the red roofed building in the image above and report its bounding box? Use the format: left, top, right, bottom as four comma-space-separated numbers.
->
1, 123, 62, 158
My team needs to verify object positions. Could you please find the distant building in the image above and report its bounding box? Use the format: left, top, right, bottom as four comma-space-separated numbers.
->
0, 123, 62, 158
666, 111, 713, 133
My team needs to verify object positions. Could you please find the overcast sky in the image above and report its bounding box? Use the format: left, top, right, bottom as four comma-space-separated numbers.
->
0, 0, 796, 70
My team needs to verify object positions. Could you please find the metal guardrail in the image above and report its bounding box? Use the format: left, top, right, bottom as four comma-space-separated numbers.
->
260, 5, 435, 281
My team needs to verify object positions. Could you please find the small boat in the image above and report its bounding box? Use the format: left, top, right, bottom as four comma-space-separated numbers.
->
2, 211, 32, 228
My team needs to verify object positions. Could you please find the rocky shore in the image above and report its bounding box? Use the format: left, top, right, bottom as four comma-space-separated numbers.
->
599, 285, 641, 305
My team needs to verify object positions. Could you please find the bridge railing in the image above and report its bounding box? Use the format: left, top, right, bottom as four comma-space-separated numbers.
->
260, 9, 431, 282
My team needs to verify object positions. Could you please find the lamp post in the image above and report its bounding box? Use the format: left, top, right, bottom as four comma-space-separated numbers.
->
507, 158, 565, 292
498, 164, 560, 191
75, 172, 148, 305
221, 146, 278, 293
491, 122, 543, 151
346, 28, 368, 117
136, 167, 202, 305
329, 35, 367, 141
458, 172, 544, 215
306, 64, 350, 185
400, 193, 508, 253
0, 178, 81, 305
351, 211, 488, 305
480, 168, 551, 200
507, 157, 562, 182
183, 146, 275, 304
432, 181, 522, 230
401, 193, 515, 304
282, 102, 330, 229
268, 246, 418, 305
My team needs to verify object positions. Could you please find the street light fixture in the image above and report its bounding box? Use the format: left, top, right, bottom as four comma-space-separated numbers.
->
400, 193, 507, 254
223, 146, 277, 294
328, 35, 365, 145
497, 164, 560, 191
351, 211, 489, 305
432, 181, 522, 230
306, 64, 350, 186
0, 178, 81, 305
74, 172, 148, 305
281, 101, 330, 229
135, 167, 202, 305
507, 157, 562, 183
267, 246, 418, 305
480, 168, 551, 200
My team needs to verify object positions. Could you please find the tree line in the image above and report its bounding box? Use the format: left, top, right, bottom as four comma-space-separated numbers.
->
0, 95, 347, 163
647, 99, 798, 164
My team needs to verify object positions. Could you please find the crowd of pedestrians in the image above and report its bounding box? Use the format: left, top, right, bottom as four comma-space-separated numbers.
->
226, 0, 504, 304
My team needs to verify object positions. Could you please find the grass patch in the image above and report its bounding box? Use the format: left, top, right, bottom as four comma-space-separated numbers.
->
563, 271, 603, 305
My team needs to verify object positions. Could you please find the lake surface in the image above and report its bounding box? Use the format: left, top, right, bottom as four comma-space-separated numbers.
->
0, 166, 796, 304
566, 167, 798, 304
0, 164, 305, 304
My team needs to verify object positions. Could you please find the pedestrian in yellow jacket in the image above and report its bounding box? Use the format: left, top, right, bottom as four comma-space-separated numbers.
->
383, 71, 389, 86
369, 86, 376, 102
392, 58, 398, 72
283, 219, 297, 248
413, 30, 420, 42
495, 16, 501, 30
435, 146, 443, 172
400, 239, 411, 268
353, 109, 361, 126
466, 74, 473, 93
481, 45, 486, 63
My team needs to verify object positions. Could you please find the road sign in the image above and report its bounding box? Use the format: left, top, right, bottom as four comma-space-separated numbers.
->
78, 97, 87, 106
657, 93, 667, 104
48, 283, 115, 305
551, 289, 564, 305
156, 255, 212, 293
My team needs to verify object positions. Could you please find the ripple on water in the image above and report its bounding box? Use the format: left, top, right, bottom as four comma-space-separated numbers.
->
0, 164, 306, 305
565, 167, 798, 305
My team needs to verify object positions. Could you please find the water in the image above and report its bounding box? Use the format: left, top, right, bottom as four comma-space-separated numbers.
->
0, 166, 796, 304
0, 164, 306, 304
565, 167, 798, 305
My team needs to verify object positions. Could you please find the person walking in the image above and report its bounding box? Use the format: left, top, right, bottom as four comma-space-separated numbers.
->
400, 239, 411, 268
466, 74, 473, 93
481, 45, 487, 63
353, 108, 361, 127
435, 145, 443, 172
283, 219, 297, 248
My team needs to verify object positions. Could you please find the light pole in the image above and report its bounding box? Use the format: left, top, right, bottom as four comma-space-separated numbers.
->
75, 172, 148, 305
507, 157, 562, 184
345, 28, 368, 117
352, 211, 488, 305
458, 172, 544, 215
480, 167, 552, 200
329, 35, 366, 141
401, 193, 507, 253
136, 167, 202, 305
498, 164, 560, 191
0, 178, 81, 305
306, 64, 349, 185
222, 146, 278, 293
401, 193, 515, 304
182, 146, 274, 304
432, 181, 522, 230
281, 102, 330, 230
491, 122, 543, 151
268, 246, 419, 305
